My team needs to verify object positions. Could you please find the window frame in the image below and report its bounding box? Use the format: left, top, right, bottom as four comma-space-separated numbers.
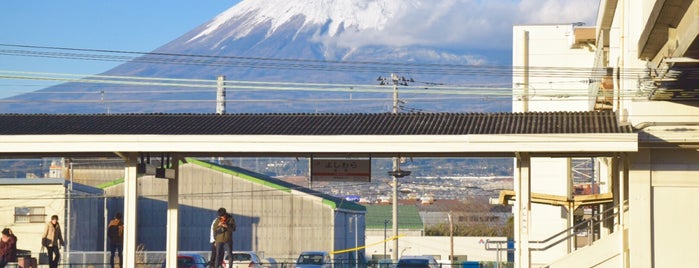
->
14, 206, 47, 223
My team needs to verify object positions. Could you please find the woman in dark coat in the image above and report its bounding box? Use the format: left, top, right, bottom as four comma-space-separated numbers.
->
0, 228, 17, 268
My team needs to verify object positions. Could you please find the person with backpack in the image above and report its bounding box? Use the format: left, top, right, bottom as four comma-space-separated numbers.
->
108, 213, 124, 268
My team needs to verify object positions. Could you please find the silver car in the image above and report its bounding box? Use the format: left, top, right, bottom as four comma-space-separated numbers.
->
296, 251, 332, 268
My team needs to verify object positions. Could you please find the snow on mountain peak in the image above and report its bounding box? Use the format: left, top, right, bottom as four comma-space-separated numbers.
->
189, 0, 421, 43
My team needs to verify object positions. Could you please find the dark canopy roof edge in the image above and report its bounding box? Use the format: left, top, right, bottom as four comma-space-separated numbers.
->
0, 111, 632, 135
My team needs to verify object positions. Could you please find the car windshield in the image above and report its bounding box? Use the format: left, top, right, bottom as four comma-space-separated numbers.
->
298, 254, 324, 264
232, 253, 252, 261
396, 259, 430, 268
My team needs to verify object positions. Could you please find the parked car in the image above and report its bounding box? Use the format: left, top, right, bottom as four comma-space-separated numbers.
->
377, 258, 393, 268
395, 255, 439, 268
262, 257, 278, 268
296, 251, 332, 268
227, 251, 263, 268
161, 253, 208, 268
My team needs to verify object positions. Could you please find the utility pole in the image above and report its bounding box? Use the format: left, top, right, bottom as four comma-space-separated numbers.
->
391, 73, 399, 113
216, 75, 226, 114
391, 156, 399, 262
384, 219, 388, 259
449, 210, 454, 262
379, 73, 413, 262
215, 75, 226, 164
390, 73, 400, 262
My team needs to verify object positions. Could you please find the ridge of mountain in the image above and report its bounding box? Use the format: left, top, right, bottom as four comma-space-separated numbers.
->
188, 0, 420, 45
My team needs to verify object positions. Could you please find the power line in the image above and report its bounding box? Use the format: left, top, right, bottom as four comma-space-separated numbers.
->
0, 43, 661, 79
0, 70, 646, 97
0, 43, 673, 108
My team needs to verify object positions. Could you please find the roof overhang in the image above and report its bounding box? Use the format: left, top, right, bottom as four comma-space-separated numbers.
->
638, 124, 699, 149
638, 0, 696, 60
0, 133, 638, 158
596, 0, 618, 31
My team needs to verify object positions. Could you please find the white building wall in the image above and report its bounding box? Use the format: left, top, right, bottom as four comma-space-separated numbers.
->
608, 0, 651, 117
512, 24, 595, 113
365, 236, 507, 263
528, 158, 570, 266
647, 149, 699, 266
0, 180, 104, 261
512, 24, 595, 266
603, 1, 699, 267
0, 183, 66, 255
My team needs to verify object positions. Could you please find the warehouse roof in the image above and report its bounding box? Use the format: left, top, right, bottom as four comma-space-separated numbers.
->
188, 158, 366, 212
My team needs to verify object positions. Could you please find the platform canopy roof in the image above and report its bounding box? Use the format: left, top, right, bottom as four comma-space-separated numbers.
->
0, 111, 637, 158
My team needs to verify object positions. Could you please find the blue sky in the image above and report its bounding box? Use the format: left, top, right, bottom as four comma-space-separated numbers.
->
0, 0, 240, 98
0, 0, 597, 99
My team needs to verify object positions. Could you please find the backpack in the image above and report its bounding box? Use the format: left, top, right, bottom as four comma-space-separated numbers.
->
108, 221, 123, 241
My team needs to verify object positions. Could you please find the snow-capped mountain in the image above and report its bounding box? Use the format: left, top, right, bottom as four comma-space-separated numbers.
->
1, 0, 511, 114
189, 0, 417, 45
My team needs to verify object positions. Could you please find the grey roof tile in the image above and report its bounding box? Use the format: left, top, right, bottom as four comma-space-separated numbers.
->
0, 111, 632, 135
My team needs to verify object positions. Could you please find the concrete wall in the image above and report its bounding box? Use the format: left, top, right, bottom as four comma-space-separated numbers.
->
628, 148, 699, 268
105, 161, 364, 261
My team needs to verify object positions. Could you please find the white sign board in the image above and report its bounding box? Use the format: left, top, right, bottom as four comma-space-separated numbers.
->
311, 158, 371, 182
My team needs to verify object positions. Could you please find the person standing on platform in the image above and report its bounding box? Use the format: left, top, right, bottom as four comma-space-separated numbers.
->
108, 213, 124, 268
212, 208, 235, 268
208, 215, 218, 268
42, 215, 65, 268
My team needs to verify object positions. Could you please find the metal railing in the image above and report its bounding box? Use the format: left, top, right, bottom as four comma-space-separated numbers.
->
484, 240, 514, 268
530, 200, 627, 252
485, 200, 628, 263
8, 253, 509, 268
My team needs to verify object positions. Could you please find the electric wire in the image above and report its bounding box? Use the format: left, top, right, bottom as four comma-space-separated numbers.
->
0, 70, 642, 97
0, 43, 680, 108
0, 43, 663, 79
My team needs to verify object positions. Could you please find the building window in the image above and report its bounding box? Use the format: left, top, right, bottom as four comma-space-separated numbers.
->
14, 207, 46, 223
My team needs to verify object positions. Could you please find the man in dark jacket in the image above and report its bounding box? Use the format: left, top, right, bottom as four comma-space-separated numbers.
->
107, 213, 124, 268
212, 208, 235, 268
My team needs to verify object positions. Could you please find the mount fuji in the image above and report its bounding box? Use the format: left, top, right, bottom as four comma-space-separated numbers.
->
2, 0, 514, 114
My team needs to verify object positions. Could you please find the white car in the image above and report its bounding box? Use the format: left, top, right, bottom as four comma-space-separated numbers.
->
225, 251, 262, 268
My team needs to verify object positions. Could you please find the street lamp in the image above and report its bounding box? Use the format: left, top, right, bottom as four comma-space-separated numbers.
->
387, 168, 411, 262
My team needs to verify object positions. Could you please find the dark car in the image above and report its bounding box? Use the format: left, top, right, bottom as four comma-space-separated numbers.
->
395, 256, 439, 268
